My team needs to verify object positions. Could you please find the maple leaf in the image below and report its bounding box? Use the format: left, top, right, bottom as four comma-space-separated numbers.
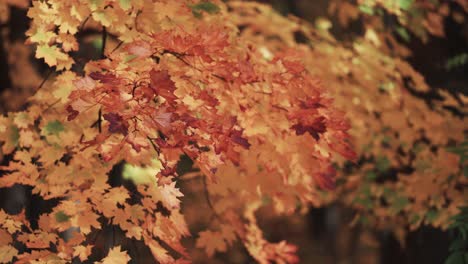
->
76, 211, 101, 235
126, 40, 152, 58
103, 113, 129, 136
0, 229, 12, 246
269, 241, 299, 264
89, 72, 120, 86
170, 211, 190, 237
150, 69, 177, 102
0, 245, 18, 263
74, 76, 97, 91
36, 44, 72, 70
160, 182, 184, 210
122, 159, 162, 185
99, 246, 131, 264
73, 245, 93, 262
291, 117, 327, 141
104, 187, 130, 206
0, 210, 23, 234
154, 109, 173, 130
196, 230, 227, 257
54, 211, 70, 223
147, 240, 175, 264
13, 112, 33, 129
43, 120, 65, 136
17, 231, 57, 249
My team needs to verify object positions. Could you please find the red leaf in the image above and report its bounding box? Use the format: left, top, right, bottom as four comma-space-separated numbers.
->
313, 165, 336, 190
89, 72, 120, 85
103, 113, 129, 136
66, 105, 79, 121
229, 129, 251, 149
150, 70, 177, 102
291, 117, 327, 141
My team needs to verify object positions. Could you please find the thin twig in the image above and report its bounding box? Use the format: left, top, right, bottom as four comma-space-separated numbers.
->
161, 50, 230, 83
90, 108, 102, 133
43, 98, 61, 113
98, 108, 102, 133
79, 14, 92, 31
101, 26, 107, 59
147, 136, 161, 155
36, 69, 54, 91
109, 40, 124, 55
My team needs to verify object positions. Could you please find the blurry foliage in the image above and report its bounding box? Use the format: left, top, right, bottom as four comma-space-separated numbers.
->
446, 53, 468, 70
446, 207, 468, 264
228, 4, 467, 263
329, 0, 468, 56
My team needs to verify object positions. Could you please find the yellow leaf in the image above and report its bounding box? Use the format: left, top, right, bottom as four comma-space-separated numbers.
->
147, 240, 174, 264
73, 245, 93, 262
29, 28, 56, 43
98, 246, 131, 264
0, 245, 18, 263
36, 45, 72, 70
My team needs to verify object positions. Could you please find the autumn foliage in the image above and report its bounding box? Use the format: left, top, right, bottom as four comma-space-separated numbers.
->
0, 0, 467, 263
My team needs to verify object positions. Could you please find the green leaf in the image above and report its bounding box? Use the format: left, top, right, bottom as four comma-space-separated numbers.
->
190, 1, 220, 18
358, 5, 374, 15
395, 26, 411, 42
445, 53, 468, 71
43, 120, 65, 135
398, 0, 413, 10
122, 159, 162, 185
55, 211, 70, 223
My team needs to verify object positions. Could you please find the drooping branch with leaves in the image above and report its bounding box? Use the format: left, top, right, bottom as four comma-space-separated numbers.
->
0, 1, 356, 263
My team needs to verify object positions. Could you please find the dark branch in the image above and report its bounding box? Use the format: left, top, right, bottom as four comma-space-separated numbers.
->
101, 26, 107, 59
